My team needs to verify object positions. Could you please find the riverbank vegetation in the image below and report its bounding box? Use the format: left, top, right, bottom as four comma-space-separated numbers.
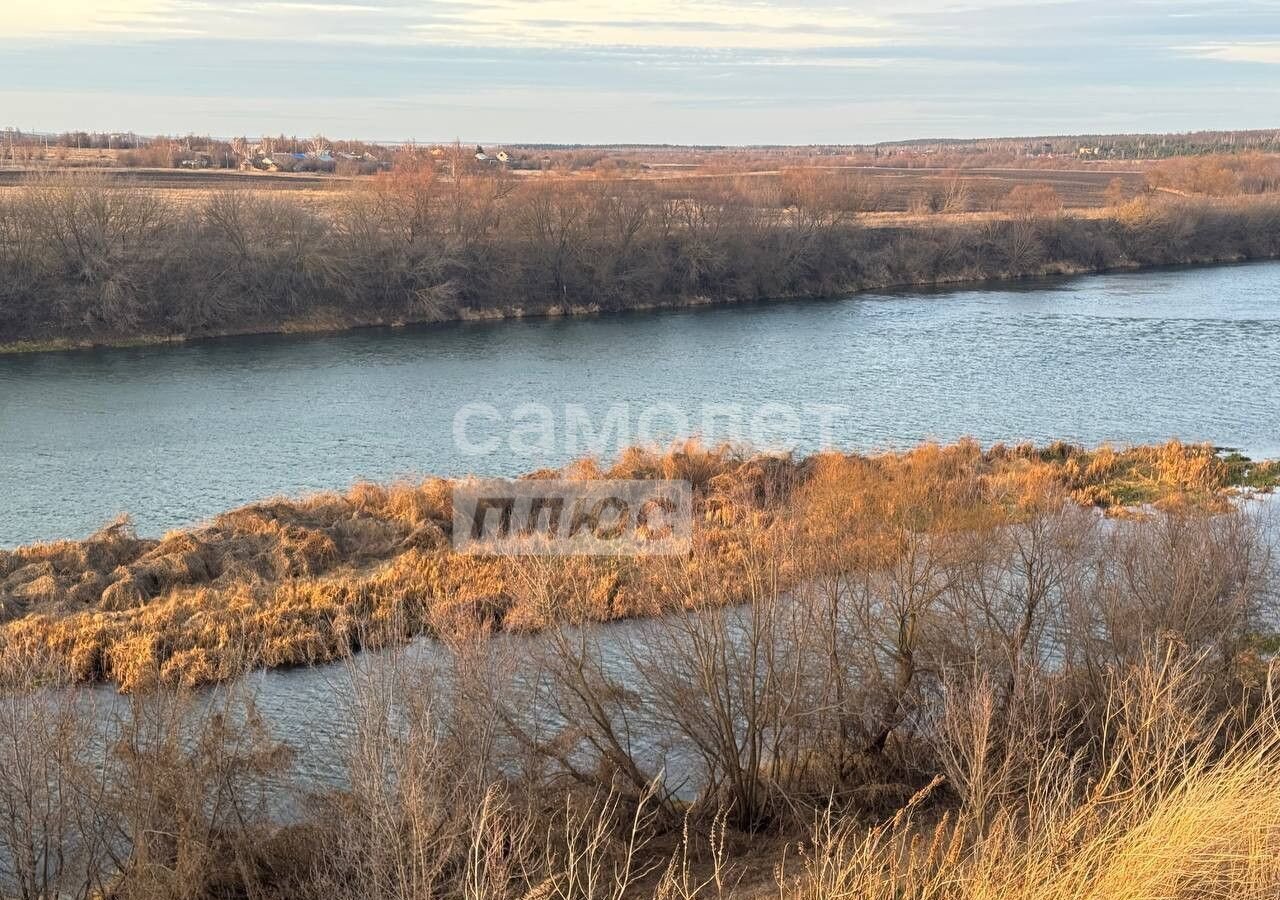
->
2, 166, 1280, 352
2, 438, 1279, 898
2, 439, 1275, 690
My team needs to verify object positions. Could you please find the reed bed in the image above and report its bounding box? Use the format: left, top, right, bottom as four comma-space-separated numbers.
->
1, 439, 1274, 692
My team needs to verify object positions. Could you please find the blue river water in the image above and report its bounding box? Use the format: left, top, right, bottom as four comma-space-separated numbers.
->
2, 261, 1279, 546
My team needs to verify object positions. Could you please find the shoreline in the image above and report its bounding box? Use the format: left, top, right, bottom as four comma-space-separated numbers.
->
2, 252, 1274, 357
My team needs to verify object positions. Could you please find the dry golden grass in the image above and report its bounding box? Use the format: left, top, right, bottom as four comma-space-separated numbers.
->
781, 654, 1280, 900
1, 440, 1274, 691
784, 735, 1280, 900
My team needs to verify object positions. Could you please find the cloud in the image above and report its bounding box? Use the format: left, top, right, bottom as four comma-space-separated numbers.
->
3, 0, 894, 50
1182, 41, 1280, 64
4, 0, 190, 36
405, 1, 891, 51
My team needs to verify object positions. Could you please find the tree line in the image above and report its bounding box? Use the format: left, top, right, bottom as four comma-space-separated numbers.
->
3, 169, 1280, 350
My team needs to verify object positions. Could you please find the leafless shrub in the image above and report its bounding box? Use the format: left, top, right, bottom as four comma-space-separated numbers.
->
0, 670, 113, 900
104, 684, 293, 900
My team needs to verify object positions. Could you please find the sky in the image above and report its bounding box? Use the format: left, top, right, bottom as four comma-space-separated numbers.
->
1, 0, 1278, 144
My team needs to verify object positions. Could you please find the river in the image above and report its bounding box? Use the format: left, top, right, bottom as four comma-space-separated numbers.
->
3, 261, 1280, 546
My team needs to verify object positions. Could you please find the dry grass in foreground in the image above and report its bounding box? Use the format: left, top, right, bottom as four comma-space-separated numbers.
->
781, 680, 1280, 900
3, 599, 1280, 899
0, 439, 1275, 691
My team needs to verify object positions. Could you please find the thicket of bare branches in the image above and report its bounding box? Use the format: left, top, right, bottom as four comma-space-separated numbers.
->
2, 170, 1279, 348
1147, 153, 1280, 196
